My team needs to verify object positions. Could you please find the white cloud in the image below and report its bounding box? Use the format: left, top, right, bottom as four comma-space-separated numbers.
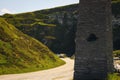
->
1, 8, 11, 13
0, 8, 12, 15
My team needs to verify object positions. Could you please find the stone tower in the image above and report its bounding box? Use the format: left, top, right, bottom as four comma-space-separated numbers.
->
74, 0, 113, 80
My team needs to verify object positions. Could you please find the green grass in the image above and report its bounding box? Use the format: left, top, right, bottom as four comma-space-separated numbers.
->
45, 36, 56, 39
31, 22, 56, 27
108, 73, 120, 80
0, 58, 65, 75
113, 50, 120, 57
0, 18, 65, 75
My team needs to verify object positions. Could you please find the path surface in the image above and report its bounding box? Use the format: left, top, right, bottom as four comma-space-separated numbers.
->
0, 58, 74, 80
114, 59, 120, 71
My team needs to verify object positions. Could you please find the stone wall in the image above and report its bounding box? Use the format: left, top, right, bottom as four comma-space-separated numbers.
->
74, 0, 113, 80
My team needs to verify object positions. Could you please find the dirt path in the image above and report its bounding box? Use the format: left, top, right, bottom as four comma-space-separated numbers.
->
0, 58, 74, 80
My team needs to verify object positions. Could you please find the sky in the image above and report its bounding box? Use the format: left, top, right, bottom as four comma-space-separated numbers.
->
0, 0, 79, 15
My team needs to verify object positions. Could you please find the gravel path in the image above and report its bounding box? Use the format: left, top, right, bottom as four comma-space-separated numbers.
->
0, 58, 74, 80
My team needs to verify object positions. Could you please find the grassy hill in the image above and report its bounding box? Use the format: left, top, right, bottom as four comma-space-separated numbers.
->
0, 18, 65, 75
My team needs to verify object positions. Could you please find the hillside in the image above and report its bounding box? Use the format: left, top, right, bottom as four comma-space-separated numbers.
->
0, 18, 65, 74
1, 4, 78, 56
1, 1, 120, 56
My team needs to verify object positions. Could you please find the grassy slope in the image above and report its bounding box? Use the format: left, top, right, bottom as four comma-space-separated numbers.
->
0, 18, 65, 75
108, 73, 120, 80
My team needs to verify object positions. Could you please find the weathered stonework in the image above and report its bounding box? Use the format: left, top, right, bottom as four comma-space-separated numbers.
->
74, 0, 113, 80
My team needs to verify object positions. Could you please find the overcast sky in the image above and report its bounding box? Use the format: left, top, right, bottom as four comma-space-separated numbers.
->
0, 0, 79, 15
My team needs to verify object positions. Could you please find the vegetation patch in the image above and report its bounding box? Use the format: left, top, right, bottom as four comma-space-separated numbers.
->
112, 0, 120, 3
108, 73, 120, 80
113, 50, 120, 57
0, 18, 65, 75
32, 22, 56, 27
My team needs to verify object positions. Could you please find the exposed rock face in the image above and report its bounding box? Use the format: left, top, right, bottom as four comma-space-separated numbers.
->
74, 0, 113, 80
